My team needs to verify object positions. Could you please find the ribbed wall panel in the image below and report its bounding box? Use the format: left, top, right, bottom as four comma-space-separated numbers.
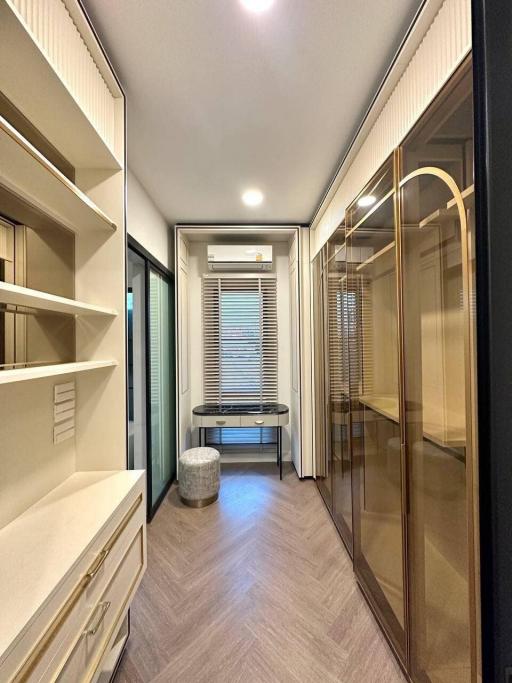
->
10, 0, 116, 153
313, 0, 471, 256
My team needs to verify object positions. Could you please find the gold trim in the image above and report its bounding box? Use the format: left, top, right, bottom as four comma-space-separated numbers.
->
0, 116, 117, 232
180, 493, 218, 508
393, 146, 410, 669
11, 494, 143, 683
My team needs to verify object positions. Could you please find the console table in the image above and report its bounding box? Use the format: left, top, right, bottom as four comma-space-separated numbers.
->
192, 403, 290, 479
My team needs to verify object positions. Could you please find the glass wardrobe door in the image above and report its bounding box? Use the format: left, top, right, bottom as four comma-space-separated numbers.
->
327, 233, 353, 549
349, 192, 406, 658
149, 267, 176, 512
313, 249, 332, 509
400, 171, 473, 683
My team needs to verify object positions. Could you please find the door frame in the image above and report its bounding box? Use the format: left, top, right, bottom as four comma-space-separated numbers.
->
127, 235, 176, 521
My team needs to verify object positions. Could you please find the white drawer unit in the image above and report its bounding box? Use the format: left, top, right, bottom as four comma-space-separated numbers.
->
0, 471, 146, 683
56, 529, 144, 682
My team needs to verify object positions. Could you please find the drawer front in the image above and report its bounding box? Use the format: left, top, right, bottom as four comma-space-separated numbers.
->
278, 412, 290, 427
240, 414, 279, 428
56, 529, 144, 683
6, 489, 145, 683
201, 415, 241, 428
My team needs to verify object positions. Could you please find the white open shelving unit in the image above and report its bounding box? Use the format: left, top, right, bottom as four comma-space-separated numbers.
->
0, 360, 118, 385
0, 116, 117, 235
0, 281, 118, 316
0, 0, 123, 170
0, 0, 145, 679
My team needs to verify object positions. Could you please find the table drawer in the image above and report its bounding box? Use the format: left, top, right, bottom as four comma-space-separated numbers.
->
200, 415, 241, 428
240, 415, 279, 428
56, 528, 144, 682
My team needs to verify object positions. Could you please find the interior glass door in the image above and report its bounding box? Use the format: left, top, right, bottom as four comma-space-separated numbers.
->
127, 247, 147, 471
148, 267, 176, 513
348, 160, 406, 659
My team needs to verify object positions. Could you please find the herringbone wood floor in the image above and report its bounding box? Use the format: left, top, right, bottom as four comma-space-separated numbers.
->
116, 463, 406, 683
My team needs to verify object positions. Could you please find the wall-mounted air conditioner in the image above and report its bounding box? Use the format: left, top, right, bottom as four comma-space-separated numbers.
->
207, 245, 273, 271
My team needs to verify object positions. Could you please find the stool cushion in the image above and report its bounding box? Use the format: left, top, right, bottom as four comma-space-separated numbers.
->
180, 447, 220, 466
179, 447, 220, 504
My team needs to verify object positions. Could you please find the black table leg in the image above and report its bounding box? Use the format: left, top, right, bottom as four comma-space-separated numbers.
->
279, 426, 282, 480
276, 427, 279, 466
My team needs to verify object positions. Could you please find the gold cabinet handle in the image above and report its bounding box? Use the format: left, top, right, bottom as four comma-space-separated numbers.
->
84, 601, 111, 637
85, 548, 110, 583
254, 419, 264, 425
216, 420, 226, 425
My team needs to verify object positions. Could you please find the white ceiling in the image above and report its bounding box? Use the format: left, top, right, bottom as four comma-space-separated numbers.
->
83, 0, 424, 225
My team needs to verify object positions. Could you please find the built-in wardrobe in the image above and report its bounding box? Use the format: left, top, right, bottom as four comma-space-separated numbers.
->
313, 60, 478, 683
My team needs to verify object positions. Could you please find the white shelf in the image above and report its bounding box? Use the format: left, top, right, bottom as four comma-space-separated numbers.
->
0, 1, 122, 170
0, 360, 118, 385
419, 184, 475, 229
0, 471, 144, 663
360, 394, 399, 422
356, 241, 395, 271
0, 116, 117, 235
0, 282, 118, 317
359, 394, 466, 448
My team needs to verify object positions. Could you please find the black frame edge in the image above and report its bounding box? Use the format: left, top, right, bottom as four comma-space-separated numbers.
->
472, 1, 512, 680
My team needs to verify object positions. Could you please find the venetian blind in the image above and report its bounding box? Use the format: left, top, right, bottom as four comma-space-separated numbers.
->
203, 276, 278, 404
327, 272, 361, 398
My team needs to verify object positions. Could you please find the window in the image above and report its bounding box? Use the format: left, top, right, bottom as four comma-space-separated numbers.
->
203, 275, 278, 446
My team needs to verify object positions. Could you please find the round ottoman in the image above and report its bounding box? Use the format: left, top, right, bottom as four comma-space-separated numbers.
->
179, 447, 220, 508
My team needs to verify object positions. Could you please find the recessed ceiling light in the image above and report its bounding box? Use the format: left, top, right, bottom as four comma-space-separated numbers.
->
242, 189, 264, 207
357, 194, 377, 208
240, 0, 274, 13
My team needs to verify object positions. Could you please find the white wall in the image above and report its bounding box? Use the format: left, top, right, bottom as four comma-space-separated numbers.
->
187, 240, 293, 462
127, 170, 172, 270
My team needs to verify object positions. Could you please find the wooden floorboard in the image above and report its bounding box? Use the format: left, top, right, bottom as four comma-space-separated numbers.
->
115, 463, 406, 682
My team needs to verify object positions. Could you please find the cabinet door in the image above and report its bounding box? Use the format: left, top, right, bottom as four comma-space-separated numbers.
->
400, 168, 474, 683
348, 189, 406, 660
312, 250, 332, 509
326, 232, 353, 551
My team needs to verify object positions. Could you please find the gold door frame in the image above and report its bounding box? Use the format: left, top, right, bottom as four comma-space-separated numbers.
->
397, 164, 478, 682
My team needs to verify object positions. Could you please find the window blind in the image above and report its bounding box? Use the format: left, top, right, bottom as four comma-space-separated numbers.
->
203, 276, 278, 404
